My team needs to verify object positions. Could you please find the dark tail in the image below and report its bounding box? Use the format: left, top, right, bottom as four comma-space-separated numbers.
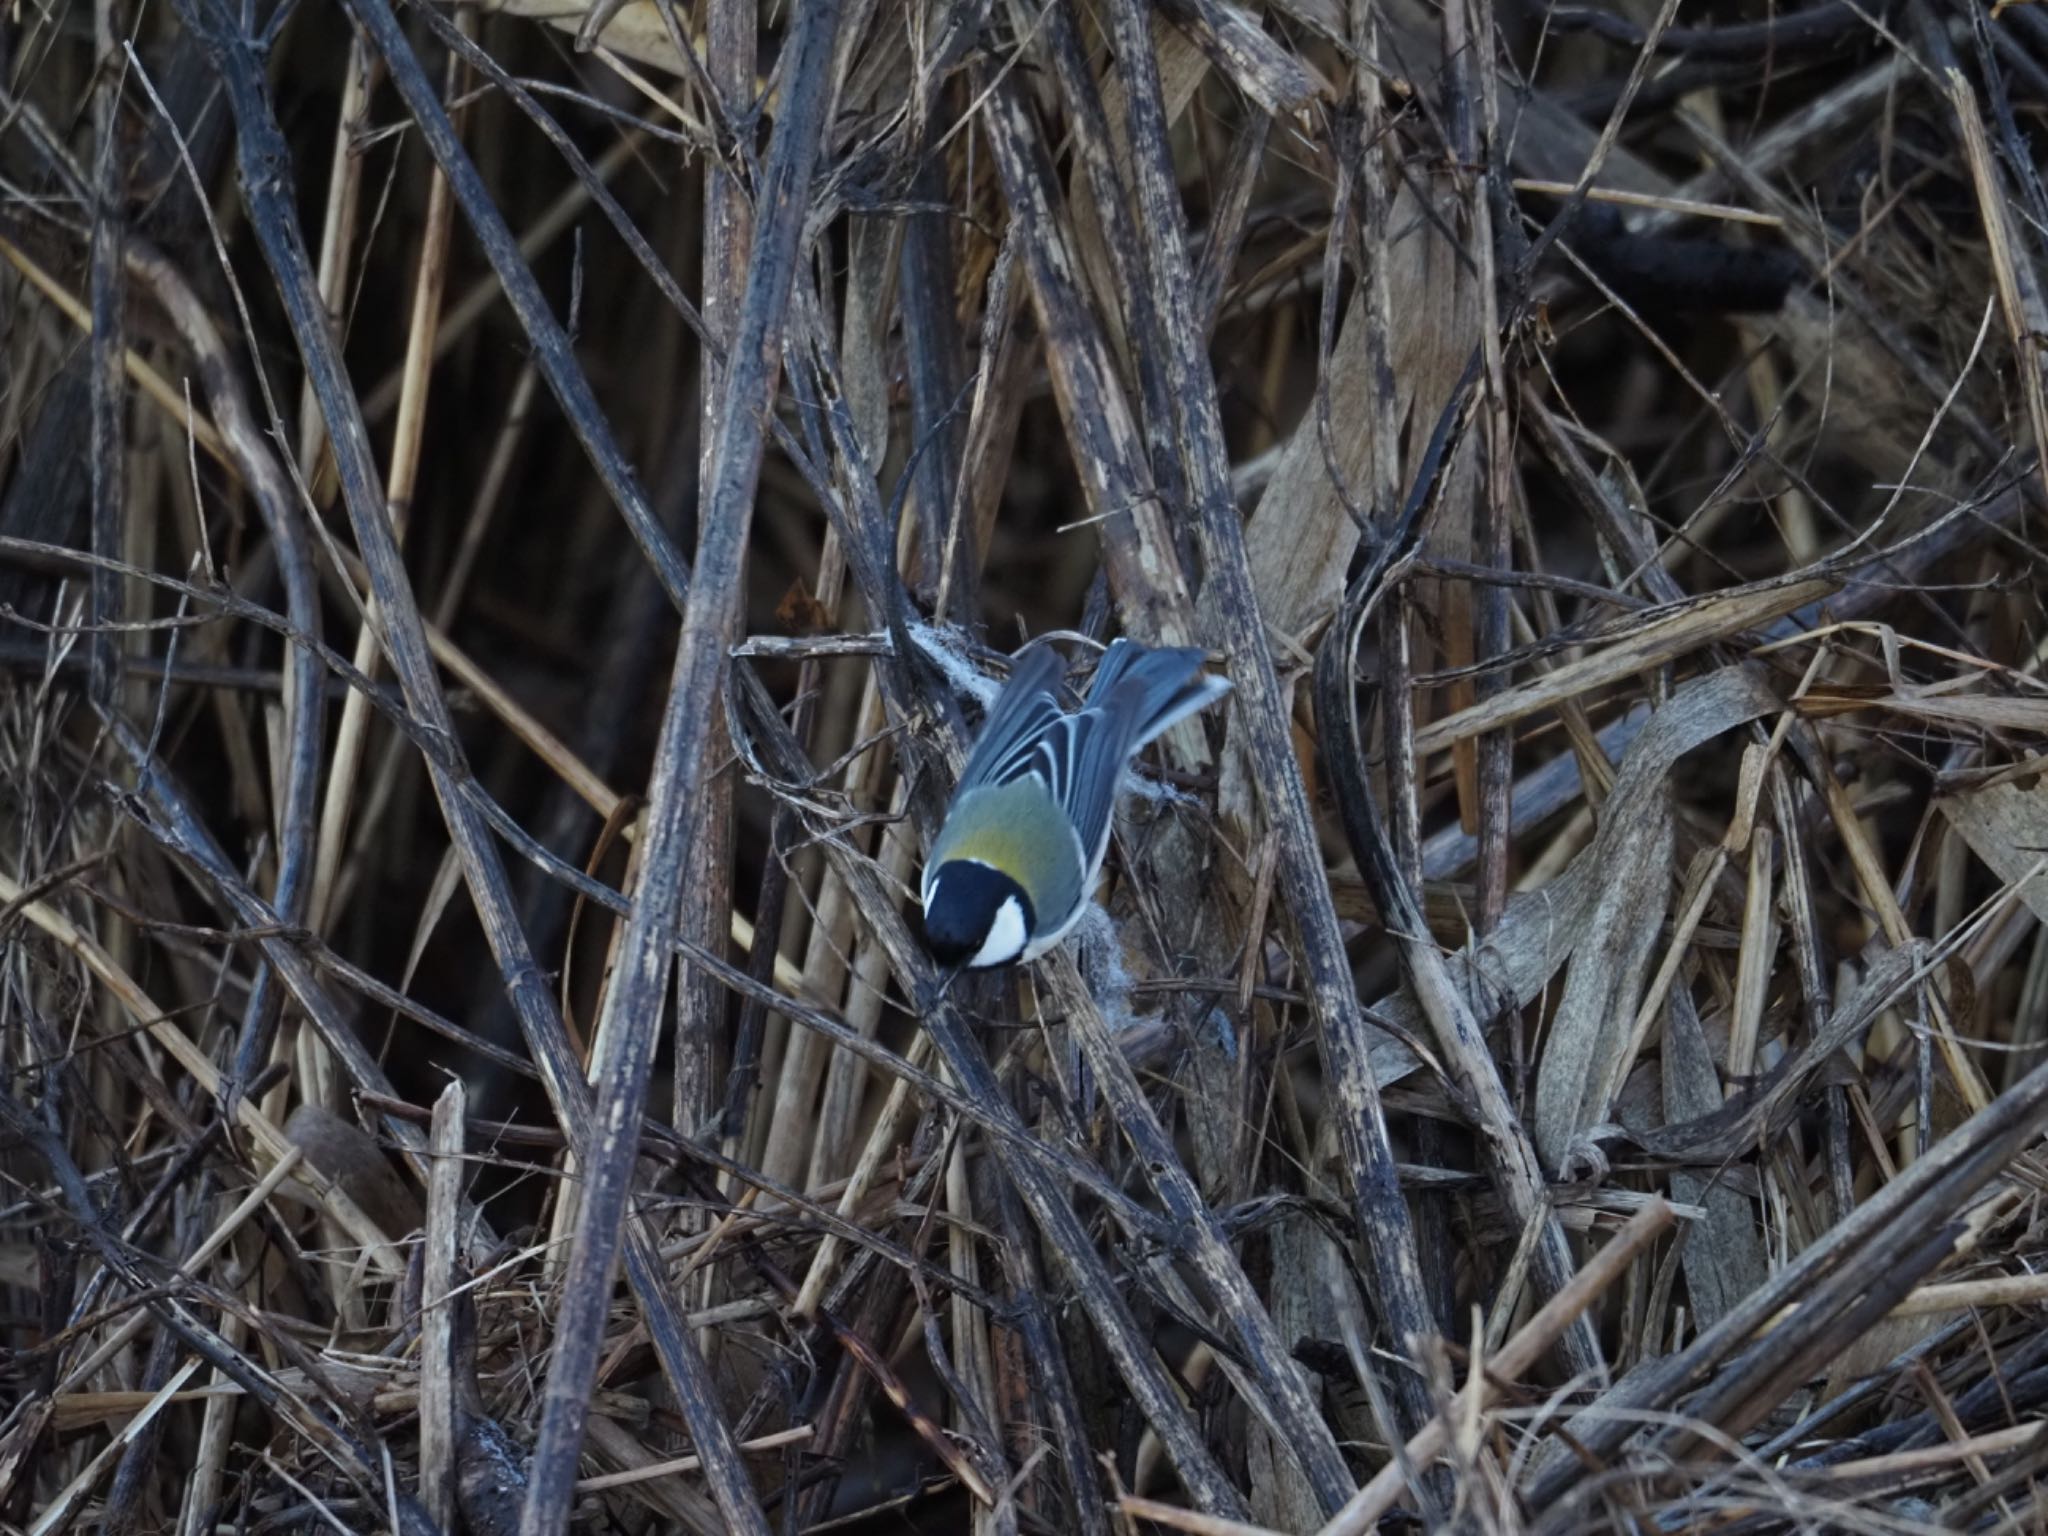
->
1087, 639, 1232, 748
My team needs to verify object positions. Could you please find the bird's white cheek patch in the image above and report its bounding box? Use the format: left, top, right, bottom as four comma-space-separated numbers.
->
968, 896, 1029, 969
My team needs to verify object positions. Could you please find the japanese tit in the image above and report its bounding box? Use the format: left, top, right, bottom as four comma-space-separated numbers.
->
920, 639, 1231, 970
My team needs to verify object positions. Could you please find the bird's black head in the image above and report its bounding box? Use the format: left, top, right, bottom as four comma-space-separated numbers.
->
921, 860, 1037, 969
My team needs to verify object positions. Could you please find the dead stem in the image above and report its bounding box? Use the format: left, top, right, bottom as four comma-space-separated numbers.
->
8, 0, 2048, 1532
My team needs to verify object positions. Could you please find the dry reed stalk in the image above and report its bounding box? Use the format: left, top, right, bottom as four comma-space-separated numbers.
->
11, 0, 2048, 1531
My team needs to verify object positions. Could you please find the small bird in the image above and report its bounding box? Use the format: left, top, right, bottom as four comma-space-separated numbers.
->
920, 639, 1232, 970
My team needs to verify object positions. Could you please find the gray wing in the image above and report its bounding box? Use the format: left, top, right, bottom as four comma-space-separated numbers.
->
1038, 707, 1138, 869
1063, 645, 1230, 860
956, 641, 1227, 877
955, 643, 1125, 869
955, 644, 1069, 794
1084, 641, 1226, 745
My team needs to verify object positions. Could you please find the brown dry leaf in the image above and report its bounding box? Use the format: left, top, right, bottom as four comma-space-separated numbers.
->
1531, 760, 1673, 1170
1761, 293, 1976, 499
481, 0, 686, 74
1239, 178, 1476, 644
1157, 0, 1326, 116
1366, 665, 1784, 1088
284, 1102, 425, 1238
1265, 0, 1344, 43
24, 0, 2048, 1524
841, 216, 900, 477
1379, 0, 1669, 194
777, 578, 832, 637
1660, 989, 1768, 1329
1632, 945, 1929, 1164
1244, 1214, 1355, 1530
1819, 1313, 1949, 1404
1939, 776, 2048, 926
1807, 687, 2048, 736
1412, 579, 1834, 756
1067, 14, 1210, 375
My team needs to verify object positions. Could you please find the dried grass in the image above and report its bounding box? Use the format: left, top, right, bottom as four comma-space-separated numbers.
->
3, 0, 2048, 1532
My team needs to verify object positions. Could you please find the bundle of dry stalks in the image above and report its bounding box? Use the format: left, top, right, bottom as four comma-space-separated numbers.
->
4, 0, 2048, 1530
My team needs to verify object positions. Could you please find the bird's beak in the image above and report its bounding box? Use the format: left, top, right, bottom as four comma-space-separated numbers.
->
932, 962, 966, 1006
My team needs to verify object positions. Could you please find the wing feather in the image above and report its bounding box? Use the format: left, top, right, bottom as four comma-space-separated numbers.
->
946, 641, 1229, 904
955, 644, 1067, 793
1058, 707, 1135, 869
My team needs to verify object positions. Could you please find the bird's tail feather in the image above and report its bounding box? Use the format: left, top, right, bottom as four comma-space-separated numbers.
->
1088, 640, 1232, 749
